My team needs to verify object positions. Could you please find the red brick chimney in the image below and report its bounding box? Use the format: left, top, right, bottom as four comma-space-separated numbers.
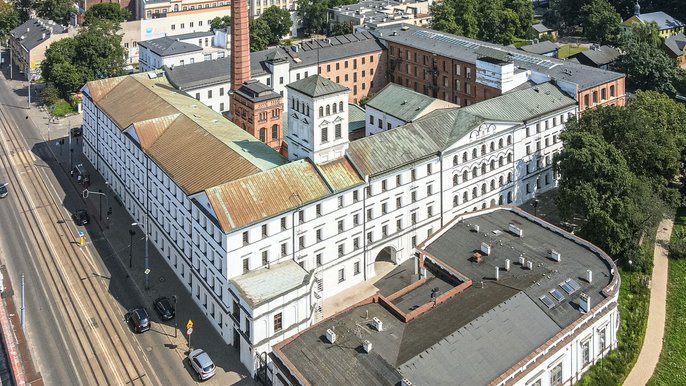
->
231, 0, 250, 91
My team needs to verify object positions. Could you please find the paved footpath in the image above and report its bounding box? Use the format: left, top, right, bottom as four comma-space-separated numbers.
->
624, 218, 673, 386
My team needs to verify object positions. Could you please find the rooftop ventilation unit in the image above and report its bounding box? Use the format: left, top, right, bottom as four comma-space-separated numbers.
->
586, 269, 593, 283
372, 317, 383, 331
480, 242, 491, 255
362, 340, 372, 353
147, 72, 157, 79
326, 328, 337, 344
504, 259, 511, 271
549, 250, 561, 262
579, 293, 591, 313
508, 223, 523, 237
495, 266, 499, 281
518, 255, 525, 266
473, 224, 480, 232
401, 377, 414, 386
526, 261, 533, 270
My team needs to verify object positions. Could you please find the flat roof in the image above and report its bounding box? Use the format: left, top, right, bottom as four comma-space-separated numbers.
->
374, 25, 624, 90
274, 207, 618, 385
231, 260, 310, 308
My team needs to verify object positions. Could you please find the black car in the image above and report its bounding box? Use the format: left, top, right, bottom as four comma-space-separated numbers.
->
153, 297, 175, 321
0, 183, 8, 198
71, 126, 83, 137
126, 307, 150, 333
72, 209, 89, 225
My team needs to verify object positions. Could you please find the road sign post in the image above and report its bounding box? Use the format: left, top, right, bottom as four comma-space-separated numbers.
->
187, 320, 193, 349
79, 230, 85, 247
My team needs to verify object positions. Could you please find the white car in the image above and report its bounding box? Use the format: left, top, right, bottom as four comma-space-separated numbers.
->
188, 349, 215, 381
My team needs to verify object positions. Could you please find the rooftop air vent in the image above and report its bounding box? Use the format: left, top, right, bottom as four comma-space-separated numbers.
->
362, 340, 372, 353
579, 293, 591, 313
372, 317, 383, 331
326, 328, 337, 344
549, 250, 561, 262
147, 72, 157, 79
508, 223, 523, 237
480, 242, 491, 255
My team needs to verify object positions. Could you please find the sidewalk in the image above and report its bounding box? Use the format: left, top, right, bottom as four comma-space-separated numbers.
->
0, 63, 252, 384
624, 218, 673, 386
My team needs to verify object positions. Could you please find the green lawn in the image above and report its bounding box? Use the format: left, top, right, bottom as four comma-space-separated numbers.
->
648, 211, 686, 386
577, 239, 653, 386
50, 99, 76, 117
558, 44, 588, 59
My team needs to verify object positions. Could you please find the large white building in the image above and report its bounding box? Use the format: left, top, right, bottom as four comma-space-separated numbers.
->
138, 30, 229, 72
271, 207, 620, 386
82, 71, 577, 375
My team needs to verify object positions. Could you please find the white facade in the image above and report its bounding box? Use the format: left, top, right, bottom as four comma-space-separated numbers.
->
82, 75, 576, 376
365, 105, 407, 135
187, 83, 230, 113
138, 31, 229, 72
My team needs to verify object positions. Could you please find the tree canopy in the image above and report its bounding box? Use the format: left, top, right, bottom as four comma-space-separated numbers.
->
84, 3, 130, 25
580, 0, 622, 44
37, 0, 77, 25
210, 16, 231, 30
42, 21, 125, 98
0, 2, 20, 42
249, 18, 270, 52
297, 0, 356, 36
554, 92, 685, 267
260, 6, 292, 45
430, 0, 533, 44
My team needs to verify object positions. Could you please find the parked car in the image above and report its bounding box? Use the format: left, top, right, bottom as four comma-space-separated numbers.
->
188, 349, 215, 381
126, 307, 150, 333
70, 126, 83, 137
153, 297, 175, 321
0, 183, 8, 198
72, 209, 90, 225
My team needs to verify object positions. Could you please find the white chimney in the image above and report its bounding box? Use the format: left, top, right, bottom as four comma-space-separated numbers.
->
495, 266, 499, 281
480, 242, 491, 255
420, 267, 427, 278
505, 259, 511, 271
326, 328, 337, 344
586, 269, 593, 283
526, 261, 533, 270
362, 340, 372, 353
473, 224, 480, 232
579, 293, 591, 313
372, 317, 383, 331
550, 250, 561, 262
508, 223, 524, 237
518, 255, 525, 266
41, 32, 45, 39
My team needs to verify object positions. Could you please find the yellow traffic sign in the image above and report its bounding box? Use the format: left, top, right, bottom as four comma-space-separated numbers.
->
186, 319, 193, 329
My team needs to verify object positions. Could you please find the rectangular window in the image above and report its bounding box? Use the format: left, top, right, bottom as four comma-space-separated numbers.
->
316, 229, 322, 242
316, 204, 322, 216
354, 261, 361, 275
367, 208, 373, 219
261, 224, 268, 237
353, 190, 359, 202
242, 231, 249, 246
338, 196, 344, 208
281, 242, 287, 256
396, 197, 402, 209
316, 253, 322, 267
262, 250, 268, 266
281, 217, 287, 230
427, 185, 433, 195
338, 220, 344, 233
321, 127, 328, 142
382, 225, 388, 237
299, 210, 304, 223
299, 235, 305, 249
412, 235, 417, 247
396, 174, 402, 186
338, 268, 345, 283
411, 212, 417, 224
335, 124, 342, 139
353, 237, 360, 250
381, 203, 388, 214
382, 180, 387, 191
411, 191, 417, 203
243, 258, 249, 273
599, 326, 607, 350
353, 214, 360, 226
411, 169, 416, 181
338, 244, 344, 257
274, 313, 283, 332
427, 205, 433, 217
367, 231, 373, 243
550, 363, 562, 386
427, 163, 432, 174
396, 219, 403, 231
582, 340, 591, 366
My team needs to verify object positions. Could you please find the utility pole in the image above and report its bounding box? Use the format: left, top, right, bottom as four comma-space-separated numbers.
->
20, 274, 25, 330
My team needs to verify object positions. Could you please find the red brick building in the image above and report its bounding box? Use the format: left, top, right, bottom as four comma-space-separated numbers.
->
231, 80, 284, 153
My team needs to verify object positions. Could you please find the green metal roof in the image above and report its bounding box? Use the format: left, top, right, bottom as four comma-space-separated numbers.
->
461, 82, 576, 123
347, 104, 366, 133
286, 75, 348, 98
365, 83, 436, 122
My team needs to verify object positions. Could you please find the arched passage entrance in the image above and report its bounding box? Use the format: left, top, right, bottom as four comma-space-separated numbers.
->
373, 246, 398, 280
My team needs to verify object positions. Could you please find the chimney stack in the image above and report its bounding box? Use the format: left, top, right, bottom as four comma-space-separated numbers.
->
231, 0, 250, 91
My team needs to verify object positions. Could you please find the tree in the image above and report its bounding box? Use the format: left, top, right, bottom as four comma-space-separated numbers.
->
41, 84, 60, 107
330, 22, 353, 36
544, 0, 593, 29
249, 19, 270, 52
478, 0, 519, 45
210, 16, 231, 30
580, 0, 622, 44
260, 6, 292, 45
454, 0, 478, 38
297, 0, 328, 36
41, 38, 76, 85
0, 2, 20, 42
84, 3, 130, 25
430, 1, 462, 35
37, 0, 77, 25
504, 0, 534, 38
50, 62, 84, 98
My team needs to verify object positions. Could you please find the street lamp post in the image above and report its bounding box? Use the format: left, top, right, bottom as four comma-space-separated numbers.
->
172, 295, 178, 338
128, 229, 136, 268
628, 259, 633, 292
132, 219, 150, 289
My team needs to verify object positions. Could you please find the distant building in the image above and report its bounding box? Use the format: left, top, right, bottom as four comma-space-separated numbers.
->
365, 83, 457, 136
664, 33, 686, 68
519, 40, 559, 58
530, 23, 557, 40
622, 2, 685, 38
138, 31, 228, 72
569, 45, 621, 70
231, 80, 285, 153
8, 18, 76, 79
271, 207, 620, 386
329, 0, 432, 32
347, 104, 366, 140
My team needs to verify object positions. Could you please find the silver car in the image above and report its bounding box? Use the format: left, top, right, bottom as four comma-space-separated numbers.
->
188, 349, 215, 381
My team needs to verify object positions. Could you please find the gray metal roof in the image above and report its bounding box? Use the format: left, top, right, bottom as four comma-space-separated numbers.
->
366, 83, 436, 122
235, 80, 280, 102
348, 104, 366, 133
461, 82, 576, 122
635, 11, 684, 30
287, 74, 348, 97
569, 46, 621, 67
138, 31, 214, 57
531, 23, 553, 33
10, 17, 68, 51
664, 33, 686, 56
374, 25, 624, 90
519, 40, 559, 55
230, 260, 310, 308
399, 293, 560, 386
163, 58, 232, 90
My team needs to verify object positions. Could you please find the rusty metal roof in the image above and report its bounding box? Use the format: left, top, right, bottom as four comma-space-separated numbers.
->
206, 160, 332, 232
84, 73, 287, 195
316, 157, 364, 192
